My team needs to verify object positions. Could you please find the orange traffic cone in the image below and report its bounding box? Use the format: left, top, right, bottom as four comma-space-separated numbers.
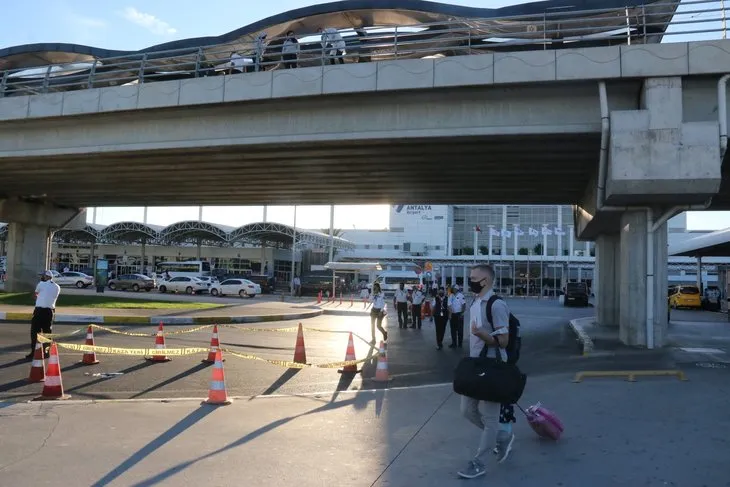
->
374, 341, 390, 382
27, 342, 46, 383
81, 325, 100, 365
203, 349, 231, 406
338, 332, 359, 374
146, 322, 172, 362
34, 343, 70, 400
202, 325, 224, 364
292, 323, 307, 365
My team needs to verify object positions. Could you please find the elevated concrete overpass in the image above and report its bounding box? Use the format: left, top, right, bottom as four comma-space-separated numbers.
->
1, 0, 730, 352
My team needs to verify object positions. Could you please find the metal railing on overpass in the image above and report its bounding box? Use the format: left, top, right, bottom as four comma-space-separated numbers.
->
0, 0, 727, 98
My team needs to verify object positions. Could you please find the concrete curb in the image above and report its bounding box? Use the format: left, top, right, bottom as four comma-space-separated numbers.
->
321, 308, 370, 317
568, 317, 596, 355
0, 309, 323, 325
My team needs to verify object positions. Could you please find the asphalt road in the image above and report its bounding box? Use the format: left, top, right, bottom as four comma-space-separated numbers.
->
0, 299, 632, 402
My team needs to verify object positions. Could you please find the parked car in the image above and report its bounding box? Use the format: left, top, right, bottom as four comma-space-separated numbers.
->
210, 278, 261, 298
300, 274, 347, 297
56, 271, 94, 288
158, 276, 210, 294
196, 276, 219, 286
668, 285, 702, 309
108, 274, 156, 292
247, 274, 274, 294
564, 282, 589, 307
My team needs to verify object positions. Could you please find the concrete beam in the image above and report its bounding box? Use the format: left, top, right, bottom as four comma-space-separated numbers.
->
0, 199, 83, 229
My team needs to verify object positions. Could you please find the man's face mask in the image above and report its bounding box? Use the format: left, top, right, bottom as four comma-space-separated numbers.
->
468, 278, 485, 293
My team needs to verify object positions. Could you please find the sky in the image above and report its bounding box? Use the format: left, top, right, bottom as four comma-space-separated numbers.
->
3, 0, 730, 231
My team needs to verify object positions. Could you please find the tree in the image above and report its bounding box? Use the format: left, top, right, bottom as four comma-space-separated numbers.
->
533, 243, 543, 255
479, 245, 489, 256
518, 247, 529, 255
462, 246, 474, 256
320, 228, 345, 238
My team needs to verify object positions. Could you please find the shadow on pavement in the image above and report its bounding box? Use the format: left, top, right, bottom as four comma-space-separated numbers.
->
257, 368, 301, 397
0, 358, 28, 371
128, 393, 377, 487
130, 362, 210, 399
0, 379, 30, 393
91, 405, 218, 487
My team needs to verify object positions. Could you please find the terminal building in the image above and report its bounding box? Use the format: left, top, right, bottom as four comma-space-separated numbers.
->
1, 205, 726, 294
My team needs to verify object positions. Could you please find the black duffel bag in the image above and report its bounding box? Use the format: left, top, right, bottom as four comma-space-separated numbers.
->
453, 346, 527, 404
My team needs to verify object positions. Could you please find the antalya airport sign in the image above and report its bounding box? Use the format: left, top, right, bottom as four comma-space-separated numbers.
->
393, 205, 440, 221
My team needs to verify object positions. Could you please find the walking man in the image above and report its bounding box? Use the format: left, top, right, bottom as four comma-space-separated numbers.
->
448, 284, 466, 348
458, 264, 514, 479
318, 26, 346, 64
394, 282, 409, 328
26, 270, 60, 359
433, 287, 449, 350
411, 286, 425, 329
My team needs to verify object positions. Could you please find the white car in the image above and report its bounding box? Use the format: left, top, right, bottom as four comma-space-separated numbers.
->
56, 271, 93, 288
210, 278, 261, 298
158, 276, 210, 294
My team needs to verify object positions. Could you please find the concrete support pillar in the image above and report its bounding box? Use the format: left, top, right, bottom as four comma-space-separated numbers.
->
5, 223, 53, 292
595, 234, 620, 328
618, 211, 668, 347
0, 199, 83, 293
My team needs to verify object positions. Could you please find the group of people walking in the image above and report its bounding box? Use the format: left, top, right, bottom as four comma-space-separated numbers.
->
365, 265, 519, 480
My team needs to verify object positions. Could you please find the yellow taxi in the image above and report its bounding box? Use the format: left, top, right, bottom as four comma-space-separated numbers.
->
668, 285, 702, 309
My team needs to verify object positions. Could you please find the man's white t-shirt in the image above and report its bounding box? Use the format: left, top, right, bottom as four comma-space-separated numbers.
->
468, 290, 509, 360
394, 289, 408, 303
412, 290, 425, 305
35, 280, 60, 309
451, 292, 466, 313
371, 292, 386, 310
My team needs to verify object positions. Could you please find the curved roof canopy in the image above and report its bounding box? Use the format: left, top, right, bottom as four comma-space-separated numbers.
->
669, 228, 730, 257
0, 220, 353, 250
0, 0, 678, 73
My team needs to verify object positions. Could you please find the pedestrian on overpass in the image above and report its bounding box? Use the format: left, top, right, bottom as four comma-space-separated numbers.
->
448, 285, 466, 348
26, 270, 60, 359
433, 287, 449, 350
369, 282, 387, 343
411, 286, 425, 329
394, 282, 409, 328
317, 27, 346, 65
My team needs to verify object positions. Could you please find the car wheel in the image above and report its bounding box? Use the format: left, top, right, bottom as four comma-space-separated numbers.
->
145, 288, 151, 292
76, 281, 85, 289
211, 288, 219, 297
239, 290, 246, 298
186, 286, 194, 295
132, 284, 140, 292
159, 285, 167, 293
249, 294, 256, 299
109, 283, 117, 290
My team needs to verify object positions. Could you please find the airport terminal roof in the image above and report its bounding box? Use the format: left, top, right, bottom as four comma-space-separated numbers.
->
0, 0, 678, 73
0, 220, 353, 250
669, 228, 730, 257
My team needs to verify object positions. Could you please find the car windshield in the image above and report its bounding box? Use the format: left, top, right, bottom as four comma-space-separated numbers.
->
680, 286, 700, 295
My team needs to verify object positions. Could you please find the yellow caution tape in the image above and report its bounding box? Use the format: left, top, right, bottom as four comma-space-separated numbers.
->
90, 324, 216, 337
218, 347, 380, 369
51, 341, 209, 356
219, 324, 300, 333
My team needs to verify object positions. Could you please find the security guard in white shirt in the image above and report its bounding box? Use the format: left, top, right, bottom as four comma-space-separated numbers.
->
394, 283, 409, 329
411, 286, 425, 329
27, 270, 61, 359
448, 284, 466, 348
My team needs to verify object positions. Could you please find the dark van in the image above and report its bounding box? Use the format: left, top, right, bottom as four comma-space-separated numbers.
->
564, 282, 589, 307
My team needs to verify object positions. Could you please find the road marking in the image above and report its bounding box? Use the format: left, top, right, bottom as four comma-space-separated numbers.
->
678, 347, 725, 354
573, 369, 688, 383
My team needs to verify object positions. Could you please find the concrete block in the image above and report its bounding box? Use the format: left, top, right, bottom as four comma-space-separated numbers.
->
272, 66, 323, 97
688, 40, 730, 75
179, 76, 225, 106
494, 50, 556, 83
28, 93, 64, 118
643, 77, 682, 129
99, 85, 139, 112
323, 63, 377, 94
224, 72, 272, 101
377, 59, 434, 91
137, 80, 181, 109
434, 54, 494, 87
0, 95, 29, 120
62, 89, 101, 115
556, 46, 621, 80
621, 44, 688, 78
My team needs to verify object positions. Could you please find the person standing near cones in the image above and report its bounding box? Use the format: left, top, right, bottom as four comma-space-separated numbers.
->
369, 282, 387, 343
26, 270, 60, 360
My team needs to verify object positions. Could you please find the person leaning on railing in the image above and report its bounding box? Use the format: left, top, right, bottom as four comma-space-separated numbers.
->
317, 27, 346, 65
281, 31, 300, 69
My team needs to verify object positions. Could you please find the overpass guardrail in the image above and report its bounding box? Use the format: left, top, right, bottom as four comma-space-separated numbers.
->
1, 0, 728, 98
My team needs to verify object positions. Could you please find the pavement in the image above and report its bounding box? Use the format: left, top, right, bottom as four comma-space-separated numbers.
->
3, 300, 729, 485
2, 369, 729, 486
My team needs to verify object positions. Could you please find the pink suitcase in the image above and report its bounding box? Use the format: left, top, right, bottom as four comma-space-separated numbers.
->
518, 402, 564, 440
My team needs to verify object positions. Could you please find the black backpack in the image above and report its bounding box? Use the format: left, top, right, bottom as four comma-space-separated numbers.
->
484, 295, 522, 365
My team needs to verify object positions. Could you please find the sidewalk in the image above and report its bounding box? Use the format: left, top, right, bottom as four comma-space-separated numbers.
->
0, 302, 322, 325
1, 370, 727, 486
